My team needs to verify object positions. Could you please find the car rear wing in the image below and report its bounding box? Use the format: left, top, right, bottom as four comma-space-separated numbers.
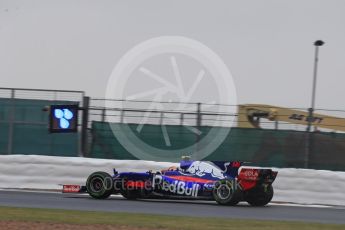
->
237, 168, 278, 191
238, 168, 278, 183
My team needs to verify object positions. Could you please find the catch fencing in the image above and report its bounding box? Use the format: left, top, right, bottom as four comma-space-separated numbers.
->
0, 88, 84, 156
1, 89, 345, 171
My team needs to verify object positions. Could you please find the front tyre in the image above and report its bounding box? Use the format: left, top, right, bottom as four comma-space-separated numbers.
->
213, 179, 240, 206
86, 171, 114, 199
246, 185, 274, 206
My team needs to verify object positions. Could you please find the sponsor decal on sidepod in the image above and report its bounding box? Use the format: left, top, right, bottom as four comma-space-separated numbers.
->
160, 180, 200, 197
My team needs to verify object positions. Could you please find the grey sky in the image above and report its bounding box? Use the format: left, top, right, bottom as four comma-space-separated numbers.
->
1, 0, 345, 110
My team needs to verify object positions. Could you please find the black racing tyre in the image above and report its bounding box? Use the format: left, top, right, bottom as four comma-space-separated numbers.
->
86, 171, 114, 199
213, 179, 241, 206
246, 185, 274, 206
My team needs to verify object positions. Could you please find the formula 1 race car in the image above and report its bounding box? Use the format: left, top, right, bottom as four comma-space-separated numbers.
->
63, 160, 278, 206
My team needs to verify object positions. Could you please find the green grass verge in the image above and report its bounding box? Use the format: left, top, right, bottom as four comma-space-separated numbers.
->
0, 206, 343, 230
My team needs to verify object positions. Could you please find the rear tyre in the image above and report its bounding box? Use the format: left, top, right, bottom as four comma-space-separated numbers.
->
246, 185, 274, 206
213, 179, 241, 206
86, 171, 113, 199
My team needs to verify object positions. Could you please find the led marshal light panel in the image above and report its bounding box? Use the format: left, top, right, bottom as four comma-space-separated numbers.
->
49, 104, 78, 133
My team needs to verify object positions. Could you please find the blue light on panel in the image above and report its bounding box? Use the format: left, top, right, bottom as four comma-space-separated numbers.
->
60, 118, 70, 129
49, 105, 78, 133
53, 108, 74, 129
54, 109, 64, 119
63, 109, 74, 120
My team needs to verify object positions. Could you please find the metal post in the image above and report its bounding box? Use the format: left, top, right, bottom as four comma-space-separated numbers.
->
81, 96, 90, 157
180, 113, 184, 126
160, 112, 164, 125
307, 40, 324, 132
305, 40, 324, 168
195, 103, 202, 159
196, 103, 202, 127
120, 110, 124, 123
304, 131, 310, 168
7, 89, 15, 155
311, 46, 320, 111
101, 108, 106, 123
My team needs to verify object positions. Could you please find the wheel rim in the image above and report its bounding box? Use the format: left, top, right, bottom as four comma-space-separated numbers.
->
216, 183, 232, 200
89, 177, 104, 193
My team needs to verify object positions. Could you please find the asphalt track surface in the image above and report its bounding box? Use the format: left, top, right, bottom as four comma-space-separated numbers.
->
0, 190, 345, 224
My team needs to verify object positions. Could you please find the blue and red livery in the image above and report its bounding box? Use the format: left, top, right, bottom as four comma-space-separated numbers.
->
63, 160, 278, 206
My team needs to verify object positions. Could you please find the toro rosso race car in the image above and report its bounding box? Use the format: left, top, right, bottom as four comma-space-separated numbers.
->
63, 160, 278, 206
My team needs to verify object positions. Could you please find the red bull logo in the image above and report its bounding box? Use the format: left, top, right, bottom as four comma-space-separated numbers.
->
161, 180, 199, 197
187, 161, 225, 179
